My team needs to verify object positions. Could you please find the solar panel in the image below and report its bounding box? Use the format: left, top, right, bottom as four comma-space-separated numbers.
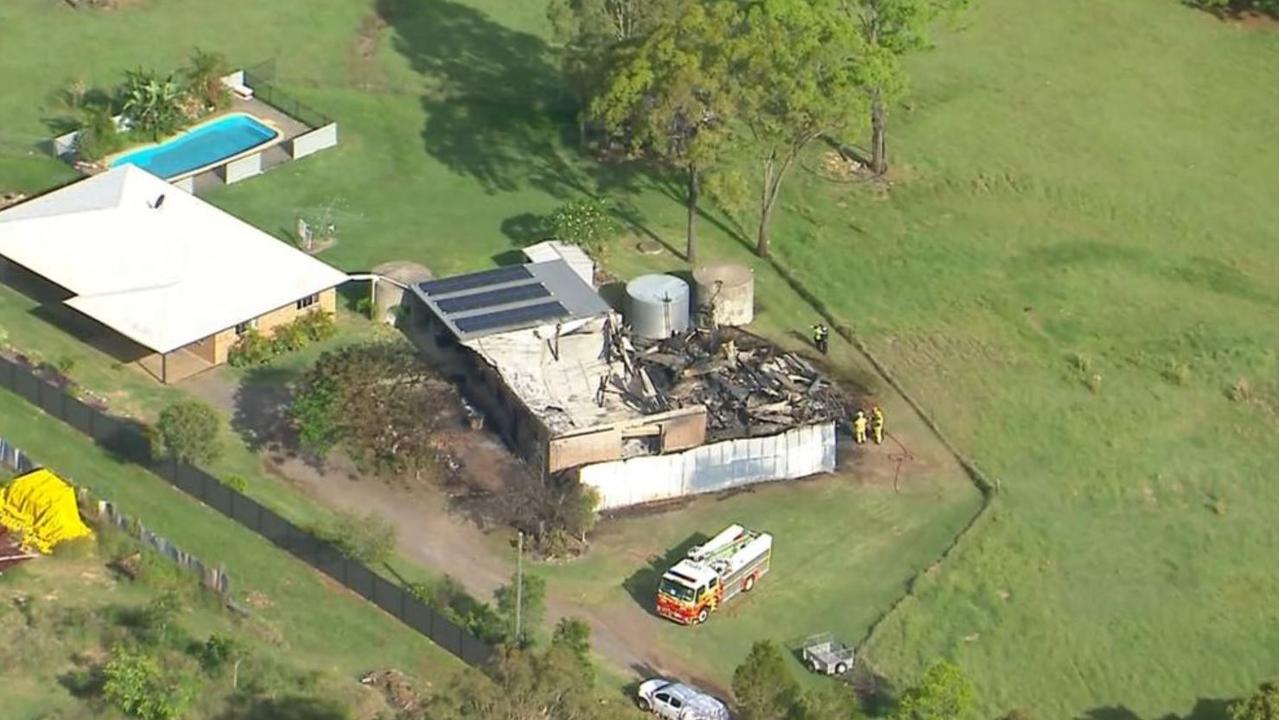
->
454, 301, 569, 334
436, 283, 551, 314
418, 265, 531, 296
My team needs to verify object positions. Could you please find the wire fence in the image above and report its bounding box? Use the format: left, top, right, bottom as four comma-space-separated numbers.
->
244, 63, 332, 130
0, 354, 493, 668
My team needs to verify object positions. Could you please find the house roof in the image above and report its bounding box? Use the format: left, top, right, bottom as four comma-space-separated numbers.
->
412, 259, 611, 342
0, 165, 348, 354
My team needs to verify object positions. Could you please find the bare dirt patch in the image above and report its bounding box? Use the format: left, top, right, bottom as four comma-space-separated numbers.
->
349, 11, 391, 90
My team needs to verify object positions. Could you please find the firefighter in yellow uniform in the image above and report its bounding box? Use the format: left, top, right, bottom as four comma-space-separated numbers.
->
852, 410, 867, 444
871, 405, 884, 445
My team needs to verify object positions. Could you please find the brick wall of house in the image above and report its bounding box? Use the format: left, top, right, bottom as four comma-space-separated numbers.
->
209, 287, 338, 365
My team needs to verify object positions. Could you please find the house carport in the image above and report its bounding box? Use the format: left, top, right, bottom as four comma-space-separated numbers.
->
0, 165, 348, 382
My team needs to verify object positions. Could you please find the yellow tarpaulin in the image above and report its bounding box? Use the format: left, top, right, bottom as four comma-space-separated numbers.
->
0, 468, 93, 554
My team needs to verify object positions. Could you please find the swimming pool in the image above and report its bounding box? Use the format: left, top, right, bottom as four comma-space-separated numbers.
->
110, 113, 280, 179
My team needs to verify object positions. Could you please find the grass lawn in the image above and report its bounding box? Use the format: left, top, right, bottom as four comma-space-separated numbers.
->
0, 385, 467, 703
535, 466, 979, 692
2, 0, 1278, 717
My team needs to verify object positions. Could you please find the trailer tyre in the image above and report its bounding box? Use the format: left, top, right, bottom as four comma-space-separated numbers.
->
696, 608, 709, 624
743, 575, 756, 592
811, 660, 822, 673
835, 662, 848, 675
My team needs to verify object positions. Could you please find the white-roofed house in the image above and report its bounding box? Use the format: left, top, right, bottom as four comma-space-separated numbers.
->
0, 165, 349, 382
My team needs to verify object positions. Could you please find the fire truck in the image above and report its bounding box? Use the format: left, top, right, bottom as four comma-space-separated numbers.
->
656, 524, 772, 625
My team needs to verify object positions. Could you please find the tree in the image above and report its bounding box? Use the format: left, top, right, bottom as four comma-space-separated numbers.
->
102, 646, 195, 720
495, 570, 547, 646
733, 640, 804, 720
840, 0, 966, 175
76, 102, 124, 162
434, 643, 619, 720
893, 661, 974, 720
290, 342, 457, 474
184, 48, 230, 112
1192, 0, 1279, 17
545, 197, 618, 253
552, 617, 593, 667
119, 69, 185, 139
732, 0, 866, 256
590, 0, 736, 263
154, 400, 221, 466
547, 0, 680, 132
1231, 679, 1279, 720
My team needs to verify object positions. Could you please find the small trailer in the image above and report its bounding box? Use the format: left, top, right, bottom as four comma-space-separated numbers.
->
800, 633, 855, 675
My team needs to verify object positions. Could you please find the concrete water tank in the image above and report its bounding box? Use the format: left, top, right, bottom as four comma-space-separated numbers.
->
693, 262, 754, 327
626, 274, 691, 340
371, 260, 433, 325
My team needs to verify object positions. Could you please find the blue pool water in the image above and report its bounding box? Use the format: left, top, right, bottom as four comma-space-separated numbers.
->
111, 114, 278, 179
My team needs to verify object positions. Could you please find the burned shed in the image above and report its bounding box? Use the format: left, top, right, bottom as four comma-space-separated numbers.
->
414, 261, 843, 510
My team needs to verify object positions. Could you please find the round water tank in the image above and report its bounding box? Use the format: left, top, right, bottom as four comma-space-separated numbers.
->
626, 274, 691, 340
693, 262, 754, 327
371, 260, 433, 325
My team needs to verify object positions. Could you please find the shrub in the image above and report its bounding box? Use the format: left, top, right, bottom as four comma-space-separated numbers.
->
119, 69, 186, 140
295, 310, 337, 342
320, 511, 397, 566
184, 48, 230, 113
76, 104, 125, 162
270, 320, 309, 354
223, 474, 248, 493
227, 312, 336, 367
544, 197, 616, 253
227, 328, 275, 367
197, 633, 239, 673
102, 645, 194, 720
154, 400, 221, 466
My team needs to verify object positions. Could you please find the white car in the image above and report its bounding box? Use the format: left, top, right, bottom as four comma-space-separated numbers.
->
636, 678, 730, 720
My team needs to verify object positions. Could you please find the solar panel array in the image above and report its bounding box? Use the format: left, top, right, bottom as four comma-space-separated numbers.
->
418, 265, 531, 296
415, 263, 588, 339
435, 283, 550, 314
453, 301, 569, 334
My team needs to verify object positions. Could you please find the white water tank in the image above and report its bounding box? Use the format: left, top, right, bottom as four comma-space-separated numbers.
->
693, 262, 754, 327
626, 274, 690, 340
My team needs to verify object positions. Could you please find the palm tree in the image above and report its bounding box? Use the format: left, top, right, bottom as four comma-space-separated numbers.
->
185, 48, 229, 111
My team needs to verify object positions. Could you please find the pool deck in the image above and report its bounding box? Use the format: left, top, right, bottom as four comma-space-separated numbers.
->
191, 95, 312, 194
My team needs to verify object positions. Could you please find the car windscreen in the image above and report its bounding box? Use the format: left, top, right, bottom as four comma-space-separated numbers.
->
658, 577, 696, 602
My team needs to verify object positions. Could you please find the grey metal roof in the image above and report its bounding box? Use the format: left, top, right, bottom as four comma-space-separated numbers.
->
412, 259, 611, 341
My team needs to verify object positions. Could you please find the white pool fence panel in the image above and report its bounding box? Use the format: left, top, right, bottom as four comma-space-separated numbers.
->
580, 422, 837, 510
221, 152, 263, 184
291, 123, 338, 159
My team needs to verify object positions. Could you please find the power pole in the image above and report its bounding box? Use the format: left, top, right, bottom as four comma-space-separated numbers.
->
514, 530, 524, 645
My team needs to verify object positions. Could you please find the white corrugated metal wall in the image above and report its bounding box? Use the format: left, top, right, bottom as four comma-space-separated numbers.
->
580, 422, 836, 510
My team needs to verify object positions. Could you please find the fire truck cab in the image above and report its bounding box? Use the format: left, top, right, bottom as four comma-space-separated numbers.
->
656, 524, 772, 625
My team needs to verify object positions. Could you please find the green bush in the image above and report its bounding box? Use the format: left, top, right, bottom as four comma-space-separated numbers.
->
223, 474, 248, 493
544, 197, 617, 253
227, 312, 336, 367
102, 645, 194, 720
76, 104, 125, 162
227, 328, 275, 367
154, 400, 221, 466
270, 321, 309, 354
295, 310, 337, 342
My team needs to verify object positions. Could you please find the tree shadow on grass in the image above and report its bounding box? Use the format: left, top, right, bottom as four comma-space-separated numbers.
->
1080, 698, 1233, 720
231, 365, 299, 453
377, 0, 661, 230
621, 532, 709, 618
